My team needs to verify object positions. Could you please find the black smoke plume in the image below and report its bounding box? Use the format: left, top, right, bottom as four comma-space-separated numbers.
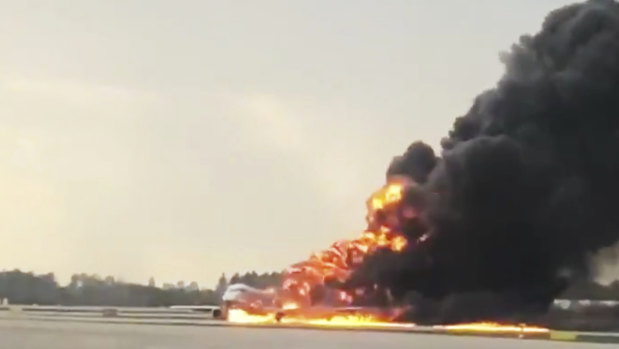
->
348, 0, 619, 323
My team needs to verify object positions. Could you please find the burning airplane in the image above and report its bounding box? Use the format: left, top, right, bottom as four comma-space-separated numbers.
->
225, 0, 619, 329
221, 179, 418, 326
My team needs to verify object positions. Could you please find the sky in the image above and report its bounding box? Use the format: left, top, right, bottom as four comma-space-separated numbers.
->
4, 0, 615, 289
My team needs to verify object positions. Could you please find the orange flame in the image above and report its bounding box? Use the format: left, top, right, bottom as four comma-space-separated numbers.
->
228, 309, 277, 324
277, 179, 412, 308
435, 322, 549, 334
228, 178, 417, 327
305, 315, 415, 329
227, 308, 415, 329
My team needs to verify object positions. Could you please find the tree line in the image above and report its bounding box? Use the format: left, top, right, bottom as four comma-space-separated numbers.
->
0, 270, 281, 306
0, 269, 617, 306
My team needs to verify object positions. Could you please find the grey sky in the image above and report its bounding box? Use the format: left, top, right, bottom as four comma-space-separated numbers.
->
1, 0, 595, 288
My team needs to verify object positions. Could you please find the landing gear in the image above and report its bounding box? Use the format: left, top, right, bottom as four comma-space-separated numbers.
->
218, 301, 231, 320
213, 309, 222, 319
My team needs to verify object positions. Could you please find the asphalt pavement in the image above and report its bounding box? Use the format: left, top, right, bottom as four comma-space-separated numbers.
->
0, 319, 613, 349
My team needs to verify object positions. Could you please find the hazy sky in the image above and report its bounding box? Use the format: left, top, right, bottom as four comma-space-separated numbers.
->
2, 0, 601, 288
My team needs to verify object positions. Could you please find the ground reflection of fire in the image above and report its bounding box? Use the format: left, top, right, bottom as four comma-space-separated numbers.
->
228, 308, 549, 334
227, 308, 416, 329
435, 322, 550, 334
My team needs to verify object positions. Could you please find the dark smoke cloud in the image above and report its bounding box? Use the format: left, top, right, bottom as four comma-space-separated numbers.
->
349, 0, 619, 322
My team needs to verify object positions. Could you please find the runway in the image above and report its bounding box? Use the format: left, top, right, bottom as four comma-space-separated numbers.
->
0, 319, 612, 349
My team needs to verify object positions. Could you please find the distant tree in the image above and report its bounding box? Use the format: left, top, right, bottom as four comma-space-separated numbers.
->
188, 281, 199, 291
198, 289, 220, 305
215, 273, 228, 296
224, 271, 281, 289
229, 273, 240, 284
243, 271, 258, 286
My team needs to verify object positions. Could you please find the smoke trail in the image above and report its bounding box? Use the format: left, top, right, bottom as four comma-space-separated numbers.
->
348, 0, 619, 322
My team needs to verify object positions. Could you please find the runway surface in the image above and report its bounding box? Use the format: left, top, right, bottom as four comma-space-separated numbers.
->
0, 319, 613, 349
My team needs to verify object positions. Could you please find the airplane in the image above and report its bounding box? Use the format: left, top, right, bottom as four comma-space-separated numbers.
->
220, 283, 278, 318
169, 305, 223, 318
220, 283, 397, 321
222, 284, 277, 305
